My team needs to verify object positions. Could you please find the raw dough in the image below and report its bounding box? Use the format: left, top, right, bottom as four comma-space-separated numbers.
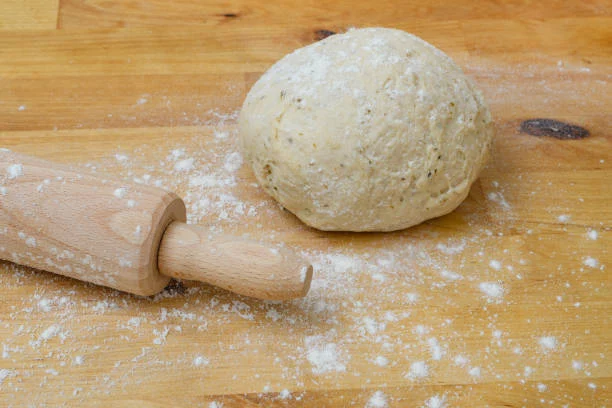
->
239, 27, 494, 231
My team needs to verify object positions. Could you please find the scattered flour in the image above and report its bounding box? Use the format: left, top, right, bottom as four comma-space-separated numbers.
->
435, 241, 466, 255
6, 164, 23, 179
373, 356, 389, 367
423, 394, 446, 408
366, 391, 388, 408
414, 325, 430, 336
223, 152, 243, 173
265, 308, 282, 322
115, 153, 129, 162
427, 338, 443, 360
406, 361, 429, 380
193, 355, 209, 367
153, 327, 170, 345
538, 336, 558, 352
214, 130, 229, 139
25, 237, 37, 248
361, 317, 386, 336
468, 366, 481, 378
305, 335, 347, 374
479, 282, 504, 301
439, 269, 462, 281
453, 355, 468, 367
557, 215, 571, 223
571, 360, 584, 371
582, 257, 599, 269
38, 298, 52, 312
40, 324, 61, 341
487, 191, 510, 209
174, 158, 195, 172
0, 369, 15, 384
170, 148, 185, 159
113, 187, 127, 199
278, 389, 291, 399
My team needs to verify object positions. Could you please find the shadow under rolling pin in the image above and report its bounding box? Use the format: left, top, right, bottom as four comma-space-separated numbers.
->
0, 149, 313, 300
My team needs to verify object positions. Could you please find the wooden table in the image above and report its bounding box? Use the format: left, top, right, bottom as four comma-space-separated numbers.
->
1, 1, 610, 406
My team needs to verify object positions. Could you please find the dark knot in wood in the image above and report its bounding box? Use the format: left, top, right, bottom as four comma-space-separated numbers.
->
520, 119, 589, 140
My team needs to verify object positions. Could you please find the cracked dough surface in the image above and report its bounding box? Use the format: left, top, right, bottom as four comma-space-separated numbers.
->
239, 27, 494, 231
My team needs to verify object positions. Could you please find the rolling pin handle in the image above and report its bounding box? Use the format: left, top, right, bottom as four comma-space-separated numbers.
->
158, 222, 313, 300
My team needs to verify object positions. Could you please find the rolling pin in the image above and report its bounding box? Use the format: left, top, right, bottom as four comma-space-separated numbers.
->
0, 149, 312, 300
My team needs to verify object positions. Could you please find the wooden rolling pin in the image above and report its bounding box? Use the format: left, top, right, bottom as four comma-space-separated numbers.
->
0, 149, 312, 300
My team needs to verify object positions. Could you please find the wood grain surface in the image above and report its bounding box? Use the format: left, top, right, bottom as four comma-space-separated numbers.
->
0, 1, 610, 407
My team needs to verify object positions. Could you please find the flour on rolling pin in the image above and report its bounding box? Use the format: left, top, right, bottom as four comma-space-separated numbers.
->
0, 145, 312, 300
0, 148, 179, 293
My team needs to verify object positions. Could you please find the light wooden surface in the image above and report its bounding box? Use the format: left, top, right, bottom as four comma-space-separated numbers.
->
0, 1, 610, 407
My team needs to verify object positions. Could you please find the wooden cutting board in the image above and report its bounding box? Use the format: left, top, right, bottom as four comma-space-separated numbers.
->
0, 1, 610, 406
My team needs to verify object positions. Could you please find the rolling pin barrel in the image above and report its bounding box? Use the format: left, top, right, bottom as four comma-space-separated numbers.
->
0, 150, 312, 299
0, 149, 184, 295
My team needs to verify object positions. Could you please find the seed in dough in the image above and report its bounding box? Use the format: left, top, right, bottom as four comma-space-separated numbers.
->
239, 27, 494, 232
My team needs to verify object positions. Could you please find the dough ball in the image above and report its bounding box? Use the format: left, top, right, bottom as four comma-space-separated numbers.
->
239, 27, 493, 231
